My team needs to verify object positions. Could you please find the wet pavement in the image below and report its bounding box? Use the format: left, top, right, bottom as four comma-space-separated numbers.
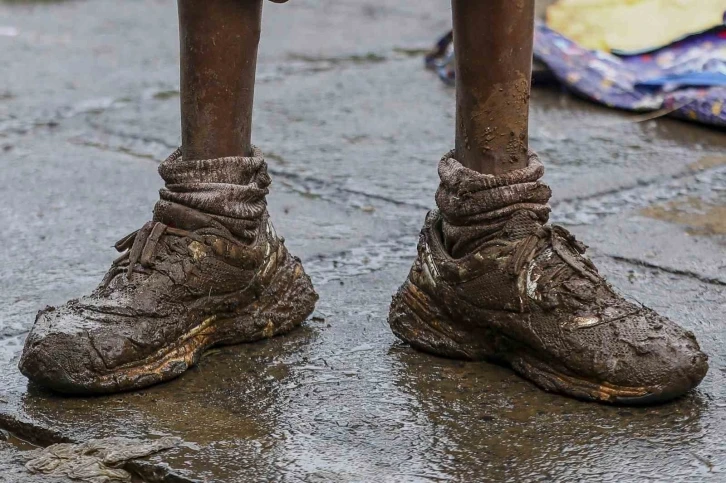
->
1, 0, 726, 481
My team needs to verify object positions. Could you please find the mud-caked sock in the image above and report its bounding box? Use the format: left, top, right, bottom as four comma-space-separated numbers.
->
153, 147, 271, 242
435, 150, 552, 257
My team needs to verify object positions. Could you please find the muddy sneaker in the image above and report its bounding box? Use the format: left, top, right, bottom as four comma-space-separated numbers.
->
19, 148, 318, 394
389, 150, 708, 404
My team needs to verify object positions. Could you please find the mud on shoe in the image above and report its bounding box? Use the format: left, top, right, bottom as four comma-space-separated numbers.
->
19, 148, 318, 394
389, 150, 708, 405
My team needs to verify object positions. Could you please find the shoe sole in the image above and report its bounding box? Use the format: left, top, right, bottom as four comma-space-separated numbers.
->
389, 281, 679, 405
65, 256, 318, 394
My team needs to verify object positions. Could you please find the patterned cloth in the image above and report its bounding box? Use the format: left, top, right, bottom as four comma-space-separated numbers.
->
426, 22, 726, 128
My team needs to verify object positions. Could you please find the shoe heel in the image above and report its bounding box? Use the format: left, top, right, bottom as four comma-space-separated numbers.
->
219, 254, 318, 344
388, 281, 489, 360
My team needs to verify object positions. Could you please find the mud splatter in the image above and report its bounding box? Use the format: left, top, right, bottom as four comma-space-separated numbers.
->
470, 75, 530, 166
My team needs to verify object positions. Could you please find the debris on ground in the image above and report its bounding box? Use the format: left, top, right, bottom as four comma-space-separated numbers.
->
546, 0, 726, 53
426, 21, 726, 127
24, 436, 180, 483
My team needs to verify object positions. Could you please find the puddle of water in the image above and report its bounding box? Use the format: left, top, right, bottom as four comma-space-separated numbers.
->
1, 431, 38, 452
1, 255, 725, 482
642, 197, 726, 236
688, 155, 726, 173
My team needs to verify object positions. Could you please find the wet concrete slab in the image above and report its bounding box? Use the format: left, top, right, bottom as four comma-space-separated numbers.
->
85, 64, 726, 213
2, 0, 726, 481
562, 158, 726, 283
0, 0, 450, 134
1, 254, 725, 481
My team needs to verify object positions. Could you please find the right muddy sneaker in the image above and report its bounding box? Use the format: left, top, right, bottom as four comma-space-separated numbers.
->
389, 150, 708, 404
19, 147, 318, 394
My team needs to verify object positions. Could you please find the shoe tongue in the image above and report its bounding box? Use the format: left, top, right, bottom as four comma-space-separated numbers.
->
153, 201, 230, 234
501, 210, 543, 241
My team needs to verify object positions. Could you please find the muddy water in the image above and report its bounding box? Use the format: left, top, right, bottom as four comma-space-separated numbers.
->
641, 166, 726, 237
644, 199, 726, 236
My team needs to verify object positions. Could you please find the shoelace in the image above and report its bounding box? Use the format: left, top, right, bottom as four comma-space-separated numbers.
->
507, 224, 600, 286
103, 221, 201, 286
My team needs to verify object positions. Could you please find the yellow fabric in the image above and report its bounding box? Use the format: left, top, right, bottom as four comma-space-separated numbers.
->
546, 0, 726, 52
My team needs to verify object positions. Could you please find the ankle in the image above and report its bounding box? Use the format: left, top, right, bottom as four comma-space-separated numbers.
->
435, 150, 551, 257
154, 148, 271, 243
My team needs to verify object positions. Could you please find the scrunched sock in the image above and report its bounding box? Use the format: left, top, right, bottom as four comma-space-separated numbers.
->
435, 150, 552, 258
153, 147, 271, 243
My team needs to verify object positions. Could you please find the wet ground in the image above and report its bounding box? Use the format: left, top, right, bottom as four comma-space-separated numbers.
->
1, 0, 726, 481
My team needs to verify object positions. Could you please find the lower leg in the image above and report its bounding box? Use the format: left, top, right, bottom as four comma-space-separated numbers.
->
452, 0, 534, 175
19, 0, 318, 395
166, 0, 268, 242
178, 0, 262, 160
387, 0, 707, 405
441, 0, 542, 256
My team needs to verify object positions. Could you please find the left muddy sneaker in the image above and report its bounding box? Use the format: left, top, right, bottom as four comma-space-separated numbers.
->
19, 148, 317, 394
389, 150, 708, 404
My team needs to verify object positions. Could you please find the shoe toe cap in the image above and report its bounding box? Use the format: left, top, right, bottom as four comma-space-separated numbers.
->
19, 307, 107, 394
595, 312, 709, 403
623, 327, 708, 404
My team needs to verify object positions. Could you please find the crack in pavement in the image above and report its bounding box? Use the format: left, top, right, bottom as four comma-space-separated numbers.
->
606, 255, 726, 287
551, 162, 726, 225
78, 123, 726, 224
75, 127, 431, 212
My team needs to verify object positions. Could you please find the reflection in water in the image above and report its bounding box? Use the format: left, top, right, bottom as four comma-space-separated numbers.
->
19, 328, 319, 481
390, 346, 710, 481
10, 266, 725, 481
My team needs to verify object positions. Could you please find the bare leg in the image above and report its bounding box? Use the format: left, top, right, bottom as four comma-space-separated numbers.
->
178, 0, 262, 160
452, 0, 535, 175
